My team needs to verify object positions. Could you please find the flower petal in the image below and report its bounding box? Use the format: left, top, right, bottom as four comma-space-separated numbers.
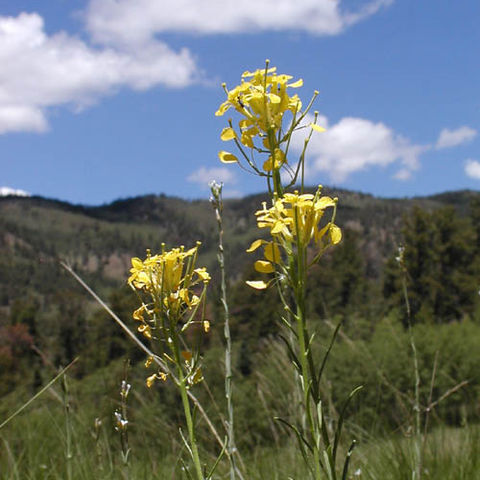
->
330, 224, 342, 244
246, 280, 268, 290
220, 127, 236, 141
288, 79, 303, 88
264, 242, 281, 263
218, 151, 239, 163
246, 239, 264, 252
310, 123, 326, 133
254, 260, 275, 273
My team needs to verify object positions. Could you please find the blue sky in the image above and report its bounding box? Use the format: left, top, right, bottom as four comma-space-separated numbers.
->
1, 0, 479, 205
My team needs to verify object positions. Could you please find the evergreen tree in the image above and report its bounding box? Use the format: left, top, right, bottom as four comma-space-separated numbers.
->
384, 205, 478, 323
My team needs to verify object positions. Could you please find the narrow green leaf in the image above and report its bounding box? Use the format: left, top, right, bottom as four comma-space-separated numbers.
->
180, 459, 194, 480
317, 319, 343, 386
341, 440, 357, 480
275, 417, 313, 454
278, 335, 301, 373
0, 358, 78, 431
333, 386, 363, 462
206, 437, 227, 479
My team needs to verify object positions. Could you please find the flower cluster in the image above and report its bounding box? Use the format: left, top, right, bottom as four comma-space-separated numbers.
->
128, 243, 210, 387
246, 187, 342, 289
128, 243, 210, 338
216, 63, 324, 174
216, 65, 302, 134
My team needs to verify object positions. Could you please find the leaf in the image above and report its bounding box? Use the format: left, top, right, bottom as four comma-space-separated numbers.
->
333, 386, 363, 463
317, 318, 343, 386
275, 417, 314, 476
341, 440, 357, 480
278, 334, 301, 373
206, 436, 227, 479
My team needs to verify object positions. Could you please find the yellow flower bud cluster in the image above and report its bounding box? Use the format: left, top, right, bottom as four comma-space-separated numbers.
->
246, 187, 342, 289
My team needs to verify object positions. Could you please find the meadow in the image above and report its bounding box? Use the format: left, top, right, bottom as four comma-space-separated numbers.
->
1, 64, 480, 479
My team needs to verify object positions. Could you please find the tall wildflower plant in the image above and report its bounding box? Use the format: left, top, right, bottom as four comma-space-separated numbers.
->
128, 243, 213, 480
217, 61, 361, 479
210, 181, 243, 480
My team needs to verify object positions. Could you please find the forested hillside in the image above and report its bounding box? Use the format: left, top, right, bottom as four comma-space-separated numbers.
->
1, 188, 480, 479
1, 188, 479, 395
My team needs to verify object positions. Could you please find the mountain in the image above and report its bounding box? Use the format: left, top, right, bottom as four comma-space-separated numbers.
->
1, 188, 479, 305
1, 187, 479, 396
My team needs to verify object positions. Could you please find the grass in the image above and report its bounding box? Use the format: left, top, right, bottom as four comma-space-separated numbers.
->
1, 399, 479, 480
1, 347, 479, 480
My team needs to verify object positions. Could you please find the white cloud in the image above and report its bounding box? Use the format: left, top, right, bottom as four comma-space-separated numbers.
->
436, 126, 477, 149
0, 186, 31, 197
0, 12, 199, 134
465, 159, 480, 180
0, 0, 393, 136
0, 105, 47, 134
393, 168, 411, 181
290, 115, 428, 182
85, 0, 392, 46
187, 166, 237, 187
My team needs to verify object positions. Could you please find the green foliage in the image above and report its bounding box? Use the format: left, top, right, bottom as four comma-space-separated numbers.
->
1, 189, 480, 477
384, 205, 479, 323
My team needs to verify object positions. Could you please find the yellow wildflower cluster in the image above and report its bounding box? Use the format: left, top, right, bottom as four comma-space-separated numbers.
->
246, 187, 342, 289
129, 244, 210, 388
128, 243, 210, 338
216, 64, 308, 172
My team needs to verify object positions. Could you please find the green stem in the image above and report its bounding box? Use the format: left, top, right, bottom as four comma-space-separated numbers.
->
293, 236, 322, 480
172, 334, 204, 480
63, 374, 73, 480
212, 185, 239, 480
179, 375, 204, 480
402, 270, 422, 480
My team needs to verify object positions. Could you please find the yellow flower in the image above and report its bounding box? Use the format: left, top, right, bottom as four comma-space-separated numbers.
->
216, 63, 304, 151
255, 188, 339, 247
129, 244, 210, 327
246, 187, 342, 289
146, 372, 167, 388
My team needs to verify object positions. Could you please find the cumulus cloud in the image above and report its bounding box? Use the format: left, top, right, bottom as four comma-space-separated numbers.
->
436, 126, 477, 149
1, 1, 392, 135
0, 186, 31, 197
289, 115, 428, 182
465, 159, 480, 180
85, 0, 392, 46
0, 12, 198, 134
187, 166, 237, 187
0, 0, 392, 136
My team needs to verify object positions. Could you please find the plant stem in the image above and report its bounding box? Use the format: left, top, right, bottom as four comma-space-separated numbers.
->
211, 182, 239, 480
179, 370, 204, 480
63, 374, 73, 480
172, 333, 204, 480
401, 264, 422, 480
294, 239, 322, 480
